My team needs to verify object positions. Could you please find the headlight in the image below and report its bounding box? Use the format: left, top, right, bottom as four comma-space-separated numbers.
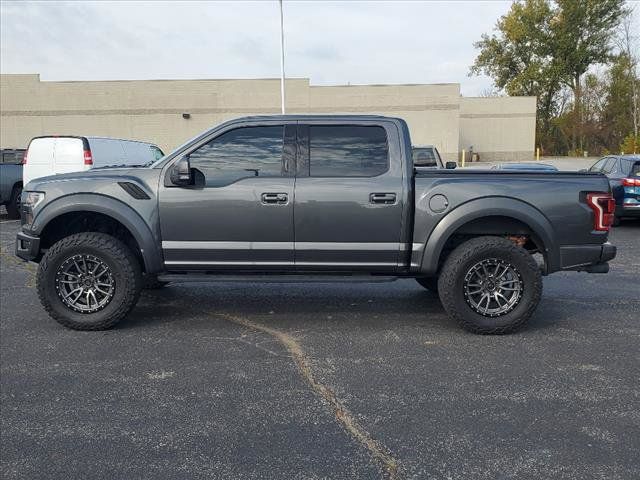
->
23, 191, 45, 209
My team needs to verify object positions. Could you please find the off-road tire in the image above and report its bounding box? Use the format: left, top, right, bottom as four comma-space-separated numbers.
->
142, 275, 170, 290
37, 233, 142, 330
415, 277, 439, 293
6, 185, 22, 219
438, 236, 542, 334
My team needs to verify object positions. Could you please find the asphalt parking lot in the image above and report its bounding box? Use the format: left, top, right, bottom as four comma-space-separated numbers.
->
1, 212, 639, 480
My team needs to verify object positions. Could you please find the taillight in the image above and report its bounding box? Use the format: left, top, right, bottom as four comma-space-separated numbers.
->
83, 149, 93, 165
586, 193, 615, 232
622, 177, 640, 187
22, 150, 28, 165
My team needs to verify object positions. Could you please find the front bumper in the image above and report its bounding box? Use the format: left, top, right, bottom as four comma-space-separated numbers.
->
15, 231, 41, 262
559, 242, 616, 273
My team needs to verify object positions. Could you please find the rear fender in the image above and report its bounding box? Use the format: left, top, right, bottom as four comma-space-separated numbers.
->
418, 197, 558, 275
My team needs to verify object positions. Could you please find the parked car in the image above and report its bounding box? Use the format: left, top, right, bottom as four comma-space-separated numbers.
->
23, 136, 164, 185
0, 149, 25, 219
16, 115, 616, 334
492, 162, 558, 172
587, 155, 640, 223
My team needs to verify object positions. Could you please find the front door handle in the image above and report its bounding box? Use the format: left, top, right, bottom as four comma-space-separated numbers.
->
369, 193, 397, 205
261, 192, 288, 205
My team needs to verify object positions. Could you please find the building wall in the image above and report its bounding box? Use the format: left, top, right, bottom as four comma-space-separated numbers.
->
459, 96, 537, 163
1, 74, 535, 163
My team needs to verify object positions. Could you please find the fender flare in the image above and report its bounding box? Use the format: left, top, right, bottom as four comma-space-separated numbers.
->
419, 196, 558, 275
31, 193, 163, 273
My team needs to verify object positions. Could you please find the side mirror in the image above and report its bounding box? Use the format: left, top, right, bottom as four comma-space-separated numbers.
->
445, 161, 457, 170
170, 156, 192, 186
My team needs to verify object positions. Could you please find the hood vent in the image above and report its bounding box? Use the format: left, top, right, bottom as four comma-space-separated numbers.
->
118, 182, 150, 200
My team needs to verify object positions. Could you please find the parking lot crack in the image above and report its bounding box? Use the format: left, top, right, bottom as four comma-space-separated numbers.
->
220, 313, 402, 480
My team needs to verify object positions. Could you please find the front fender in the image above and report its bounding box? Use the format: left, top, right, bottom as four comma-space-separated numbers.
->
31, 193, 163, 273
418, 196, 558, 275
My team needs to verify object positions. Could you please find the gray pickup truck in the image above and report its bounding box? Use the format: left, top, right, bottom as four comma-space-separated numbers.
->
16, 115, 616, 334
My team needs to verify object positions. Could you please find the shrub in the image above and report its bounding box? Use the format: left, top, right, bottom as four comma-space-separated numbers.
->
620, 133, 640, 154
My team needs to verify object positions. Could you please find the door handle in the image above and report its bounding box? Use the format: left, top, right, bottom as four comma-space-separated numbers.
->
261, 192, 288, 205
369, 193, 397, 205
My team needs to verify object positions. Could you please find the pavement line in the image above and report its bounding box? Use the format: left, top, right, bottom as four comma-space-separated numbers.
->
220, 313, 402, 480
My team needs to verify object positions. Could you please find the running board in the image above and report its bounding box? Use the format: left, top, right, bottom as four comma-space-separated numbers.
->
157, 273, 399, 284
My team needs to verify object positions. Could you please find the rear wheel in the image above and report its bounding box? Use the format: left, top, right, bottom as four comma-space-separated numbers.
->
6, 185, 22, 219
36, 232, 142, 330
438, 236, 542, 334
415, 277, 439, 293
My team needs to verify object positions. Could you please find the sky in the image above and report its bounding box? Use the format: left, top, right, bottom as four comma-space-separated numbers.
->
0, 0, 625, 96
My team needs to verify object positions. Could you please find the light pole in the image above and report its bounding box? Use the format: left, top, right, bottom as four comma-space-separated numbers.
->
279, 0, 286, 114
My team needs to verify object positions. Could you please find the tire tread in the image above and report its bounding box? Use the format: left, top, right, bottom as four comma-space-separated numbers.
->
36, 232, 141, 330
438, 236, 542, 334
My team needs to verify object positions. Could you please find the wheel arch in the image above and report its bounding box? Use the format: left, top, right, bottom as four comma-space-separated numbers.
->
418, 197, 558, 275
32, 194, 163, 273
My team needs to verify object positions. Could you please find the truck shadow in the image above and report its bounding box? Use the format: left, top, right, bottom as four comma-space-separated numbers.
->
124, 280, 555, 333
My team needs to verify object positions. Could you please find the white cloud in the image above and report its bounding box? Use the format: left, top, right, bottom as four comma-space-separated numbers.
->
0, 0, 512, 95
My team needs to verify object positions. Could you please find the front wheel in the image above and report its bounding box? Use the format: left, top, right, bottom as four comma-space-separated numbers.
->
438, 236, 542, 334
36, 232, 142, 330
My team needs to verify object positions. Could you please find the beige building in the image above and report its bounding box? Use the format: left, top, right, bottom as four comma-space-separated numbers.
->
0, 74, 536, 162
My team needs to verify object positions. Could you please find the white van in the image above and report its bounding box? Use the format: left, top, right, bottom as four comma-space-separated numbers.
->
23, 136, 164, 185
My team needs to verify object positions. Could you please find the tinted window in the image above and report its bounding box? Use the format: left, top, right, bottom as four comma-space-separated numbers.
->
590, 158, 608, 172
189, 126, 284, 187
602, 158, 618, 174
620, 160, 639, 176
309, 125, 388, 177
1, 151, 23, 164
150, 146, 164, 161
413, 148, 437, 166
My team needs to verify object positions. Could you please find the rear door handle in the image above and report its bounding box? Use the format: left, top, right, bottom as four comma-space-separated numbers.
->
369, 193, 397, 205
261, 192, 288, 205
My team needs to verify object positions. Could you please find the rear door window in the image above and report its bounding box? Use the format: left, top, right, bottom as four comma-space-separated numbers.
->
308, 125, 388, 177
602, 158, 618, 174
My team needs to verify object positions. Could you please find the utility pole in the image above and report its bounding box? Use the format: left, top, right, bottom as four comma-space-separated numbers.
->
279, 0, 286, 114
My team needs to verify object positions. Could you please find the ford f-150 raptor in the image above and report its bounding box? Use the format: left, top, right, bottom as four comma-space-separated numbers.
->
16, 115, 617, 333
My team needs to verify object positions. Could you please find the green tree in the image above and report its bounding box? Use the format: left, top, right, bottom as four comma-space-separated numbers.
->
470, 0, 561, 151
471, 0, 628, 154
551, 0, 628, 150
602, 54, 638, 151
